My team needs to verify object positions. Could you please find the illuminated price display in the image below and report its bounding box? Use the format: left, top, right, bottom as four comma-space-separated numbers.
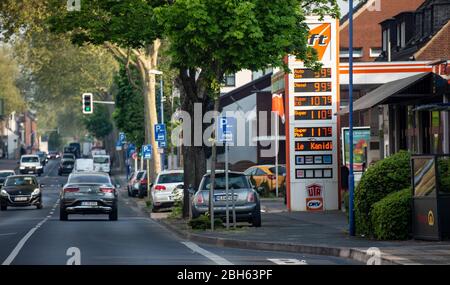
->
294, 68, 332, 79
294, 96, 332, 107
294, 82, 332, 93
295, 141, 333, 152
294, 127, 333, 138
295, 109, 332, 120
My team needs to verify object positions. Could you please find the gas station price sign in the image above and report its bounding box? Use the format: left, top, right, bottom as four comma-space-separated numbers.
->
294, 68, 332, 79
294, 127, 333, 138
295, 141, 333, 152
295, 109, 332, 120
295, 96, 332, 107
294, 82, 332, 93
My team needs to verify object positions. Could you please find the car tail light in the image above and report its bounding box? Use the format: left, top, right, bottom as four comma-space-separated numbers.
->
196, 194, 204, 204
154, 185, 166, 191
100, 187, 114, 193
268, 175, 276, 180
64, 187, 79, 193
247, 192, 255, 202
140, 178, 147, 185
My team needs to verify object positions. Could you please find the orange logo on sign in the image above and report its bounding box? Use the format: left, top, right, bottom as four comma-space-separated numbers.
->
307, 23, 331, 61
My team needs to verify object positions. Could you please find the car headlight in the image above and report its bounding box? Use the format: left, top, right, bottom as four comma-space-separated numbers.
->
20, 166, 25, 169
31, 188, 40, 196
1, 189, 9, 196
36, 165, 43, 169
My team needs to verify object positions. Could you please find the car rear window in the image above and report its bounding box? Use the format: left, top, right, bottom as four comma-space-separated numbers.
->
268, 166, 286, 175
21, 156, 39, 163
0, 172, 15, 178
157, 173, 183, 184
68, 175, 111, 184
94, 157, 109, 164
5, 176, 37, 186
136, 171, 146, 180
202, 174, 250, 190
63, 161, 74, 166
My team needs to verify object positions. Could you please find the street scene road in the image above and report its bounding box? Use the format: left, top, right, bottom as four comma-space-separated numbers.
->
0, 160, 359, 265
1, 0, 450, 269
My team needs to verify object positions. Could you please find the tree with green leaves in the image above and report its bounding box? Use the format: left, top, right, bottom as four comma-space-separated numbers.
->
113, 66, 145, 147
156, 0, 339, 217
49, 0, 166, 178
83, 104, 113, 141
0, 48, 25, 115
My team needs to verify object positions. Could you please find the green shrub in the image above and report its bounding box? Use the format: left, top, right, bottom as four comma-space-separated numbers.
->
371, 188, 412, 240
355, 150, 411, 236
188, 215, 224, 230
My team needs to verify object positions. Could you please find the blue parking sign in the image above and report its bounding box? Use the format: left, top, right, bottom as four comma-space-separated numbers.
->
142, 144, 152, 160
119, 132, 126, 143
154, 124, 166, 142
218, 116, 236, 143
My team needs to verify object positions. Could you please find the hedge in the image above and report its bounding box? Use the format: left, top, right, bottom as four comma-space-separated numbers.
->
371, 188, 412, 240
354, 150, 411, 236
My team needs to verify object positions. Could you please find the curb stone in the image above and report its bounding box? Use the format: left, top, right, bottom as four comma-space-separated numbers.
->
113, 175, 405, 265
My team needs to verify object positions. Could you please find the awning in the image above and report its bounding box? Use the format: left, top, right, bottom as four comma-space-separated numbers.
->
341, 72, 432, 114
412, 103, 450, 111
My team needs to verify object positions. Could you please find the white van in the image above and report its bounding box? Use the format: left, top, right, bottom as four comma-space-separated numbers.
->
74, 158, 94, 172
93, 155, 111, 175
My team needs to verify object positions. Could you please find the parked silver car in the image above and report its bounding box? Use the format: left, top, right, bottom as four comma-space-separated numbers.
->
191, 171, 261, 227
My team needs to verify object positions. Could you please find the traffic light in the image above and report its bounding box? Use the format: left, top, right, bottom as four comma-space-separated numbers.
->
82, 93, 93, 114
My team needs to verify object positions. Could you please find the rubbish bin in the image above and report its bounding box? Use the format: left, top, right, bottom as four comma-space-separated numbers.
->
412, 155, 450, 240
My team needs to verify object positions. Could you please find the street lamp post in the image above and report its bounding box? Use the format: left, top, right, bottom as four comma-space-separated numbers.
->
348, 0, 356, 236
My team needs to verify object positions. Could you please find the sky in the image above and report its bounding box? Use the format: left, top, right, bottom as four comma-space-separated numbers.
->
338, 0, 364, 16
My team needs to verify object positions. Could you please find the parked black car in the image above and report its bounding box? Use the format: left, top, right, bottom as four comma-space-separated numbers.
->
0, 175, 43, 211
58, 159, 75, 176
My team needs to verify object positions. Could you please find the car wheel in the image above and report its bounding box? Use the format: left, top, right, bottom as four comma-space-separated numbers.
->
109, 206, 118, 221
138, 191, 145, 199
36, 203, 43, 209
60, 207, 68, 221
251, 203, 262, 227
151, 205, 159, 213
0, 204, 7, 211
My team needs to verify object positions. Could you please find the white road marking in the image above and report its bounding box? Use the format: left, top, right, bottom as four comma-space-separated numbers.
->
182, 242, 233, 265
0, 233, 17, 236
2, 201, 58, 265
268, 258, 308, 265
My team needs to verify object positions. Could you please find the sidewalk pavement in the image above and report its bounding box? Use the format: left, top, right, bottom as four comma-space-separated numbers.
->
0, 159, 19, 171
113, 174, 450, 265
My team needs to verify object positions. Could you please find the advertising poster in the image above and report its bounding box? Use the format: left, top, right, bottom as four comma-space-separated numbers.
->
342, 127, 370, 172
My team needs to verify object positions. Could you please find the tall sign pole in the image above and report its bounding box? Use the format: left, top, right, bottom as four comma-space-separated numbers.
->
348, 0, 356, 236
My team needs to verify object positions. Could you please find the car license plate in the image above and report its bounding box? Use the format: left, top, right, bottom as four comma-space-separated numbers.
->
28, 171, 34, 174
215, 195, 236, 202
81, 201, 98, 206
15, 197, 28, 201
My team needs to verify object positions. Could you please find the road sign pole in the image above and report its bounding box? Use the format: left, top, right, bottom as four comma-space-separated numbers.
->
147, 159, 151, 201
225, 142, 230, 230
349, 0, 356, 236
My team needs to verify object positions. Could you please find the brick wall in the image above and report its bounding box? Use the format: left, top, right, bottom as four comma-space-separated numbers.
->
340, 0, 425, 62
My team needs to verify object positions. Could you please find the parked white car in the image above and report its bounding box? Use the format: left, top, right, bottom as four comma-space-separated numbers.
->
93, 155, 111, 175
73, 158, 94, 172
151, 170, 184, 212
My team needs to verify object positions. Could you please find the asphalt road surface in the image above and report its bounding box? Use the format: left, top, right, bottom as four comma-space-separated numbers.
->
0, 159, 361, 265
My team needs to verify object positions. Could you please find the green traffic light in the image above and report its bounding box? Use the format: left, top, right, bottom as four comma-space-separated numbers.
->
85, 107, 91, 111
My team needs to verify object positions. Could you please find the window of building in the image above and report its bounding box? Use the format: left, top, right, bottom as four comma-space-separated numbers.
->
400, 21, 406, 48
382, 28, 389, 52
339, 48, 363, 58
223, 74, 236, 87
252, 68, 273, 81
369, 48, 382, 58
